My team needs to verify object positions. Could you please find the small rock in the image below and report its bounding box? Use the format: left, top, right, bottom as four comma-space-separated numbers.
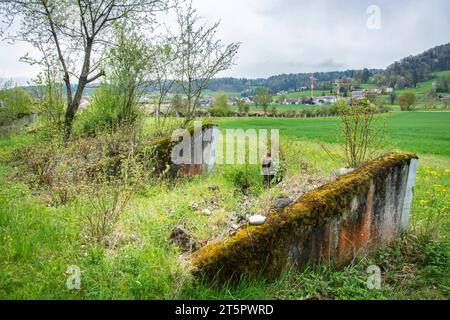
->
170, 225, 199, 252
230, 224, 240, 230
208, 184, 219, 191
274, 197, 293, 210
248, 215, 267, 226
335, 167, 355, 177
202, 208, 212, 216
190, 202, 200, 211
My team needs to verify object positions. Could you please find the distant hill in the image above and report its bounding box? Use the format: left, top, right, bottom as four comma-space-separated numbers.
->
382, 43, 450, 89
205, 70, 382, 95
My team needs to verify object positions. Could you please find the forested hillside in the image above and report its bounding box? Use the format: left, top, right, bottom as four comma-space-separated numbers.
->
382, 43, 450, 89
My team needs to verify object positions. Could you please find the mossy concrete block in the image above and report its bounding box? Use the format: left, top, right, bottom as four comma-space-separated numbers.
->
191, 152, 419, 283
146, 124, 219, 176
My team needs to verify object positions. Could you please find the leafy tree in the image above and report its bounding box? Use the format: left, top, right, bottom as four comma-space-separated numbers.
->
243, 104, 250, 115
254, 87, 272, 115
435, 76, 450, 93
329, 99, 387, 168
388, 91, 397, 105
361, 68, 370, 83
270, 105, 277, 116
78, 25, 150, 134
169, 2, 240, 124
106, 25, 150, 124
171, 94, 185, 114
236, 98, 246, 114
366, 91, 377, 103
277, 94, 287, 103
211, 92, 231, 117
398, 92, 417, 111
0, 0, 171, 143
0, 85, 33, 126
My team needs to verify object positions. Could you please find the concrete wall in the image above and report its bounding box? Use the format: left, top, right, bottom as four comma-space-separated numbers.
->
149, 124, 219, 176
191, 153, 419, 283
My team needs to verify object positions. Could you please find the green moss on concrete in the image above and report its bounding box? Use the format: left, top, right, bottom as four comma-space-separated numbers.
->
191, 152, 418, 283
140, 124, 217, 174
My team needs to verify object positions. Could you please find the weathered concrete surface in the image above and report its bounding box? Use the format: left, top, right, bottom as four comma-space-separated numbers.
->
149, 124, 219, 176
191, 153, 419, 283
172, 124, 220, 176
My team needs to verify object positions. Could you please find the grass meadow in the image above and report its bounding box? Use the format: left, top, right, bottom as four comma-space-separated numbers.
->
0, 111, 448, 299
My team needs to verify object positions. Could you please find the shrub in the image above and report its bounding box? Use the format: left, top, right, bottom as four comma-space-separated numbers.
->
12, 123, 148, 206
77, 84, 135, 135
0, 85, 33, 126
328, 98, 388, 168
80, 177, 134, 245
211, 92, 232, 117
222, 164, 263, 195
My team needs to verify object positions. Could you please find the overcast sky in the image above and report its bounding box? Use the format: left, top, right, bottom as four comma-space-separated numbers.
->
0, 0, 449, 82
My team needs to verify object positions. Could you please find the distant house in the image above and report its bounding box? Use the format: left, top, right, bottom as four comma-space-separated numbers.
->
351, 91, 366, 100
241, 97, 253, 104
199, 98, 213, 108
365, 88, 383, 95
313, 95, 337, 105
283, 98, 303, 105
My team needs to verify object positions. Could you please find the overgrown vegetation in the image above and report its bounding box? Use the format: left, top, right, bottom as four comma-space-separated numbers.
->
0, 84, 33, 126
1, 125, 448, 299
0, 1, 448, 301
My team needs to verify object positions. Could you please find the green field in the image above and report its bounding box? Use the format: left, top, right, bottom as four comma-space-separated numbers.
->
219, 112, 450, 157
238, 103, 315, 112
395, 70, 450, 97
1, 110, 449, 300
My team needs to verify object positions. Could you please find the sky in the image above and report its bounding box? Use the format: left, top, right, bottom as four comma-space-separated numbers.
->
0, 0, 449, 83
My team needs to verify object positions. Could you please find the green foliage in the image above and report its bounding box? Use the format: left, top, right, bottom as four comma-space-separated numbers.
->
0, 85, 33, 126
398, 92, 417, 111
383, 44, 450, 89
236, 98, 246, 114
334, 98, 388, 168
222, 164, 263, 195
32, 72, 66, 130
77, 26, 149, 135
77, 84, 124, 134
254, 87, 272, 114
0, 109, 448, 300
211, 92, 232, 116
171, 94, 185, 113
388, 91, 397, 104
107, 25, 150, 121
435, 75, 450, 93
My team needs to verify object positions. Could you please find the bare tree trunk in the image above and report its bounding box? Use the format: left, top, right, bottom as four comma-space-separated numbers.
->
63, 40, 95, 144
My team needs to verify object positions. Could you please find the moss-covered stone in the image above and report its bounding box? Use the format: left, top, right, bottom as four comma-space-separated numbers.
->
190, 152, 418, 284
140, 123, 217, 175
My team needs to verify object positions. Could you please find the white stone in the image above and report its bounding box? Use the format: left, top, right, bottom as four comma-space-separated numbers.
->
335, 167, 355, 177
248, 215, 267, 226
202, 208, 212, 216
